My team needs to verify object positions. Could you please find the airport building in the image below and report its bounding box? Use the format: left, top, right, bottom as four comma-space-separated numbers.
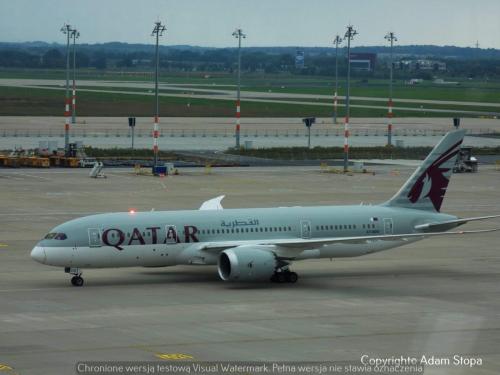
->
349, 52, 377, 71
295, 50, 305, 69
398, 59, 447, 71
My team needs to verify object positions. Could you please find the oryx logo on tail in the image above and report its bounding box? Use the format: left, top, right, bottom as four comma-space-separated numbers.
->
408, 140, 463, 211
384, 130, 466, 212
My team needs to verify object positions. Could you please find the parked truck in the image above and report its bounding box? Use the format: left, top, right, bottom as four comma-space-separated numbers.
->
453, 146, 478, 173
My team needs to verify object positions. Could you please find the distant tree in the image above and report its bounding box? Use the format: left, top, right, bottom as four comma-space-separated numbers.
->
93, 57, 107, 69
0, 49, 40, 67
278, 53, 294, 71
42, 49, 64, 68
117, 56, 133, 68
76, 52, 90, 68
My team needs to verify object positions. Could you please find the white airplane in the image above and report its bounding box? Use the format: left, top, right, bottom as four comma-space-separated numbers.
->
31, 130, 499, 286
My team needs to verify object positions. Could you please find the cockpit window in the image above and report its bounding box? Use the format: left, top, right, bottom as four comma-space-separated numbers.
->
44, 232, 67, 240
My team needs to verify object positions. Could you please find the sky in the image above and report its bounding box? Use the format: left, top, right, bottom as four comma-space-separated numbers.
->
1, 0, 500, 49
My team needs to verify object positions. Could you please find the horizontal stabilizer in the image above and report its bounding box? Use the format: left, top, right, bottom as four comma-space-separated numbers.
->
415, 214, 500, 232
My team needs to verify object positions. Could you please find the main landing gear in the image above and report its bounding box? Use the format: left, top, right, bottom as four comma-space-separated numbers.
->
271, 269, 298, 283
65, 267, 84, 287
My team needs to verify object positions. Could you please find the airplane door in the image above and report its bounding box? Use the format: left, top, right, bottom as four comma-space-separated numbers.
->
300, 220, 311, 239
88, 228, 101, 247
165, 225, 179, 244
383, 218, 393, 235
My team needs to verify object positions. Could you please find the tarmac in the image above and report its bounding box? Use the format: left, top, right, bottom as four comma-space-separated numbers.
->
0, 165, 500, 374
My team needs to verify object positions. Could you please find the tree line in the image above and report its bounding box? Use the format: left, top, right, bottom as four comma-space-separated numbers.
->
0, 44, 499, 79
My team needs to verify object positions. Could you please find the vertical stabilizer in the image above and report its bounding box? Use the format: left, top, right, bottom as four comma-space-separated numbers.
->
383, 130, 466, 212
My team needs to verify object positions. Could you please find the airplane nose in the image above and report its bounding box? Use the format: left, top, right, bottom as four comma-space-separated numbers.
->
31, 246, 46, 264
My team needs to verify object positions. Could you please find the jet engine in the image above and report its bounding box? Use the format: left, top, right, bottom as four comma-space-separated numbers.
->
217, 246, 277, 281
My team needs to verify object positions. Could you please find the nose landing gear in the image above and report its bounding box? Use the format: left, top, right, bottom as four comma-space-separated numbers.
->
65, 267, 84, 287
71, 275, 84, 287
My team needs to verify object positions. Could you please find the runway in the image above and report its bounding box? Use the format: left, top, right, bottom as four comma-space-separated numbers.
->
0, 166, 499, 374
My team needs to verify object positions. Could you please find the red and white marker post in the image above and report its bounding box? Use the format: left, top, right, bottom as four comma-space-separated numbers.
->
343, 115, 349, 170
153, 115, 159, 164
387, 99, 393, 146
235, 99, 241, 148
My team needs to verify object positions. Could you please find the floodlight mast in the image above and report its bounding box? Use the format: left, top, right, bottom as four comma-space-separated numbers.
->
232, 28, 246, 149
385, 31, 397, 146
333, 35, 342, 125
343, 25, 357, 173
71, 29, 80, 124
151, 21, 166, 168
60, 24, 74, 155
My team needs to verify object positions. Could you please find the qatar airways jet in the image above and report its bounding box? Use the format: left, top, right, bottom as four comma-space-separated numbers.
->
31, 130, 499, 286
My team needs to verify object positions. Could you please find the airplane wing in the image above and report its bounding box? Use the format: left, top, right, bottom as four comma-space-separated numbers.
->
199, 195, 225, 210
200, 227, 499, 257
414, 214, 500, 232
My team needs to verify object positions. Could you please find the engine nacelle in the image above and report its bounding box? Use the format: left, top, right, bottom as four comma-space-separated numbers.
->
218, 246, 277, 282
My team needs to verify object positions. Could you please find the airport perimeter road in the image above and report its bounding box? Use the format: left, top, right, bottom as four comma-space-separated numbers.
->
1, 116, 500, 132
0, 166, 499, 374
2, 134, 500, 151
1, 116, 500, 150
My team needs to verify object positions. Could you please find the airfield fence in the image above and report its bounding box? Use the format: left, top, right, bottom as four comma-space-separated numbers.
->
0, 128, 496, 139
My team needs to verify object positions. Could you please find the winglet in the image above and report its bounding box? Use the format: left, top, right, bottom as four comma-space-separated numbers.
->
199, 195, 225, 210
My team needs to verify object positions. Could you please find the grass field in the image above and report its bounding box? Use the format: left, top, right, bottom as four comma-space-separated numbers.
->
0, 85, 380, 117
0, 69, 499, 117
228, 145, 500, 160
0, 85, 464, 118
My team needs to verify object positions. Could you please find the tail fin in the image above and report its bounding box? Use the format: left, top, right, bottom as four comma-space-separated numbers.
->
383, 129, 466, 212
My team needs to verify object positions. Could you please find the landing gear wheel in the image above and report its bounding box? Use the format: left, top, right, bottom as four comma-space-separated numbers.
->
286, 272, 298, 283
276, 273, 287, 283
271, 270, 298, 283
71, 276, 84, 287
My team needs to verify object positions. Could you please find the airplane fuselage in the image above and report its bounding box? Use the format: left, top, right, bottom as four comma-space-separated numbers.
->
30, 130, 497, 286
34, 205, 455, 269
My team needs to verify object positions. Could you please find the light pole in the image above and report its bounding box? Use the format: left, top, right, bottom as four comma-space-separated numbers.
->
232, 28, 246, 149
385, 31, 397, 146
71, 29, 79, 125
343, 25, 357, 173
333, 35, 342, 124
151, 21, 166, 169
60, 24, 73, 155
303, 117, 316, 149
